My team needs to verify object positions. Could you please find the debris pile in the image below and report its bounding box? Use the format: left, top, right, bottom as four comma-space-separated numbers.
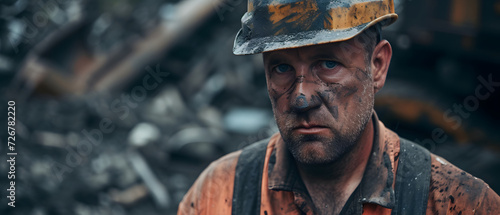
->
0, 0, 278, 214
0, 0, 499, 215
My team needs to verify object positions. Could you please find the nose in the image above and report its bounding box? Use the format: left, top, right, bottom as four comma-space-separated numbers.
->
289, 75, 321, 113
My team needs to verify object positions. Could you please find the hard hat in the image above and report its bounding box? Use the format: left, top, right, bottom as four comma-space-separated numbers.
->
233, 0, 398, 55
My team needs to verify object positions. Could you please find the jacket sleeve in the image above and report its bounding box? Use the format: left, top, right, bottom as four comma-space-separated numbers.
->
426, 154, 500, 215
475, 185, 500, 214
178, 151, 241, 215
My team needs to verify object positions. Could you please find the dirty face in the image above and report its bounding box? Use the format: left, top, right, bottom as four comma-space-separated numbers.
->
263, 39, 375, 165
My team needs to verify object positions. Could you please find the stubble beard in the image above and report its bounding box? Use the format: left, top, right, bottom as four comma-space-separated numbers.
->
282, 109, 372, 165
278, 73, 375, 165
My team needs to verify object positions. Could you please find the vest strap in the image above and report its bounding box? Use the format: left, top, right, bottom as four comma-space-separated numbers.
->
391, 137, 431, 215
231, 138, 270, 215
232, 137, 431, 215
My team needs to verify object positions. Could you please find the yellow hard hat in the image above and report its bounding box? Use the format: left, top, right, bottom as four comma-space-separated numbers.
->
233, 0, 398, 55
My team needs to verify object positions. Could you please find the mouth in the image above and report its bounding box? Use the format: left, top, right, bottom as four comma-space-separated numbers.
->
293, 122, 329, 135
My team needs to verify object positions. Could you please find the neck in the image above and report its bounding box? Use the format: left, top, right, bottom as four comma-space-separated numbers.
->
294, 118, 375, 215
297, 120, 374, 203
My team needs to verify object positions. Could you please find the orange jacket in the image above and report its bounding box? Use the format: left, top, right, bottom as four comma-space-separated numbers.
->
178, 116, 500, 214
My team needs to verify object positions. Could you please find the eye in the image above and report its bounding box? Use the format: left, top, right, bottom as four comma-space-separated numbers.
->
320, 61, 338, 69
274, 64, 292, 74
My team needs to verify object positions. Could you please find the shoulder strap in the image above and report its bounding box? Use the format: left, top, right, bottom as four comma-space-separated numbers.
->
231, 137, 270, 215
392, 137, 432, 215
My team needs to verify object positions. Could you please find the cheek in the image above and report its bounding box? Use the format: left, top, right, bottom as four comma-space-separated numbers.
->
267, 88, 286, 113
268, 85, 288, 111
274, 97, 291, 115
267, 77, 298, 111
354, 68, 371, 82
322, 80, 360, 102
266, 73, 280, 104
320, 74, 371, 111
267, 71, 296, 93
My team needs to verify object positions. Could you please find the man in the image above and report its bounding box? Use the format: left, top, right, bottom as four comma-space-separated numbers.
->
178, 0, 500, 214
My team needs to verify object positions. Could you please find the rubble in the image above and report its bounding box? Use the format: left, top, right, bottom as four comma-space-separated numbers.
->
0, 0, 498, 214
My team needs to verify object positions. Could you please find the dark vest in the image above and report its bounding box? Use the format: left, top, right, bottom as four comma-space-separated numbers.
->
231, 137, 431, 215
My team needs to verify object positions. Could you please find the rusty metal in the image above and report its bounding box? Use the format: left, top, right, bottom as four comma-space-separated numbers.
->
233, 0, 398, 55
12, 0, 227, 97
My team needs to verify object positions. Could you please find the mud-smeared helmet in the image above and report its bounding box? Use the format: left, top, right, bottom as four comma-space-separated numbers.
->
233, 0, 398, 55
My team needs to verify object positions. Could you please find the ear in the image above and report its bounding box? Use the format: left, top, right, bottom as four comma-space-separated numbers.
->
370, 40, 392, 94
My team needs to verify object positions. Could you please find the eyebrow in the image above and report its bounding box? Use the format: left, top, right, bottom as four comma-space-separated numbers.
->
264, 52, 290, 66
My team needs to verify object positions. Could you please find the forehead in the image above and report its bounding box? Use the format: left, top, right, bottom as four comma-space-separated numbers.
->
263, 39, 365, 63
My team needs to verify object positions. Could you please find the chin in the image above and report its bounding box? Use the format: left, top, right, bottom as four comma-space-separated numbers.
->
288, 138, 345, 165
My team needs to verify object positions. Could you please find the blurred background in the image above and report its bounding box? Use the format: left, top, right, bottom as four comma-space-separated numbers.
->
0, 0, 499, 214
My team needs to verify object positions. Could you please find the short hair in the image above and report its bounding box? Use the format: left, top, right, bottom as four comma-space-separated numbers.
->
357, 24, 382, 64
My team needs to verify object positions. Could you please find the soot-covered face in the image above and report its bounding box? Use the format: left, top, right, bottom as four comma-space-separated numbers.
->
263, 39, 377, 165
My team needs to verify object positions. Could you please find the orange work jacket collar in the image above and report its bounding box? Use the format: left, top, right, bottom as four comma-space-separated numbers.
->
267, 112, 400, 210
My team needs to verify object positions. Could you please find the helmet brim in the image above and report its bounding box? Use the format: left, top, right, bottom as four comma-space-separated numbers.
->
233, 14, 398, 55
